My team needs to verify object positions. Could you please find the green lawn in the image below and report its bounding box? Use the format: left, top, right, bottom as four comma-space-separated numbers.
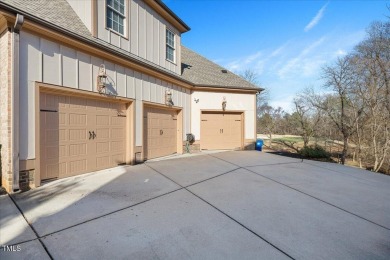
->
273, 136, 304, 143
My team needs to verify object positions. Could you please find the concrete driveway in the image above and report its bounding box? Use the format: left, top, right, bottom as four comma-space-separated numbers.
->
1, 151, 390, 259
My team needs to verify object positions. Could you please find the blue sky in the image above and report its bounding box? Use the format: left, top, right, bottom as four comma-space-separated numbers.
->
163, 0, 389, 112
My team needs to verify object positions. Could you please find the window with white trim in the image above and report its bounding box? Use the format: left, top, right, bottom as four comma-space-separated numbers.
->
106, 0, 125, 35
166, 29, 175, 62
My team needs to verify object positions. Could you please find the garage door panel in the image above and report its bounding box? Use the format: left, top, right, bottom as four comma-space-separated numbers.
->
111, 128, 125, 140
96, 156, 110, 169
111, 116, 125, 126
45, 163, 65, 179
45, 112, 58, 125
68, 113, 87, 126
144, 107, 177, 160
96, 142, 110, 154
46, 129, 59, 143
96, 115, 109, 126
111, 141, 125, 152
150, 128, 160, 136
69, 143, 87, 157
59, 113, 66, 125
68, 159, 87, 175
68, 129, 85, 141
149, 137, 159, 147
69, 96, 88, 110
201, 112, 242, 150
149, 118, 159, 128
41, 92, 128, 180
45, 94, 59, 111
111, 154, 125, 165
97, 128, 110, 139
46, 146, 59, 159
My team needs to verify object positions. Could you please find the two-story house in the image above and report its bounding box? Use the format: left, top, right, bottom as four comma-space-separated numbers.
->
0, 0, 261, 193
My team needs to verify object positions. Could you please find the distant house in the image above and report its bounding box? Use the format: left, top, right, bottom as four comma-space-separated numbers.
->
0, 0, 261, 192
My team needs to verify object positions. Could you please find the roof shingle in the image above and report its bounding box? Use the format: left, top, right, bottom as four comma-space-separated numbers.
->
1, 0, 259, 91
181, 46, 259, 90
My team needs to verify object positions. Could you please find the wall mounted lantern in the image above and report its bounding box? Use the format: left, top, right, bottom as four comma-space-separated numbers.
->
97, 64, 107, 94
222, 96, 227, 111
165, 90, 173, 106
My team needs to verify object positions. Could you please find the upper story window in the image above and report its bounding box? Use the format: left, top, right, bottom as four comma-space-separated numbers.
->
166, 29, 175, 62
106, 0, 125, 35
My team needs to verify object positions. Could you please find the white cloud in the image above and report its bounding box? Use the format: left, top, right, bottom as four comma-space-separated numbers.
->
302, 57, 327, 77
270, 42, 289, 57
225, 61, 241, 71
304, 3, 328, 32
224, 42, 290, 74
277, 37, 326, 78
244, 51, 262, 64
220, 30, 365, 111
301, 36, 326, 55
225, 52, 263, 72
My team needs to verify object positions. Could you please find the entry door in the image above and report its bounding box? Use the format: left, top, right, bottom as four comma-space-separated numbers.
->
200, 112, 242, 150
144, 107, 177, 160
40, 92, 127, 180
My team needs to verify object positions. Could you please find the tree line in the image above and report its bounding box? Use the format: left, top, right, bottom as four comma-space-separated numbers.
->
246, 18, 390, 174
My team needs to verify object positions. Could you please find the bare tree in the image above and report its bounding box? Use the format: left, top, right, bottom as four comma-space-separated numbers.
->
351, 20, 390, 171
292, 97, 321, 148
241, 69, 259, 85
304, 57, 364, 164
240, 69, 269, 116
257, 105, 285, 148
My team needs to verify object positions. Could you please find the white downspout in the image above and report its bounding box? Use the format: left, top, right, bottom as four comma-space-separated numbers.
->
11, 14, 24, 192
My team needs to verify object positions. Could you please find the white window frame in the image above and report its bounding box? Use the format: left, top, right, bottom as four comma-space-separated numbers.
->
106, 0, 126, 36
166, 29, 176, 63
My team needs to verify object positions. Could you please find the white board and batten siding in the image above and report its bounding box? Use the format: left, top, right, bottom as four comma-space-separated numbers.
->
92, 0, 181, 75
191, 91, 256, 141
19, 31, 190, 160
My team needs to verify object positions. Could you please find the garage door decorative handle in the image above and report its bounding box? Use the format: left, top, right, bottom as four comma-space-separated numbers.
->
89, 131, 93, 140
92, 131, 96, 139
160, 130, 163, 135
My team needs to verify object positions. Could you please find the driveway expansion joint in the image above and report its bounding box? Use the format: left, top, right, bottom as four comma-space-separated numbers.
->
144, 163, 296, 260
6, 165, 242, 245
32, 187, 185, 239
8, 194, 54, 259
208, 154, 390, 231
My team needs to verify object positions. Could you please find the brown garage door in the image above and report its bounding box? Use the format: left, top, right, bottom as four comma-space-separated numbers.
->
144, 107, 177, 160
40, 92, 127, 180
201, 112, 243, 150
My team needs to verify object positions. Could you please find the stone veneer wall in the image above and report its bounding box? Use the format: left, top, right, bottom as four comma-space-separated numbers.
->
0, 28, 12, 192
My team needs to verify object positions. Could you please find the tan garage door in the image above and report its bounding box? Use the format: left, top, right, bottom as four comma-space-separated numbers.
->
144, 107, 177, 160
40, 92, 127, 180
201, 112, 243, 150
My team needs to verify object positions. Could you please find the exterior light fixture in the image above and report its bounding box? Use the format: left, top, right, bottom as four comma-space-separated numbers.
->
97, 64, 107, 94
165, 90, 173, 106
222, 96, 227, 111
194, 98, 199, 103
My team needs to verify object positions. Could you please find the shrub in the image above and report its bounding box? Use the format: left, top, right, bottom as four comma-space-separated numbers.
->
299, 145, 330, 159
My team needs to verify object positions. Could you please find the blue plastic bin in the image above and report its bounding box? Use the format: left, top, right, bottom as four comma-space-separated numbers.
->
255, 139, 264, 151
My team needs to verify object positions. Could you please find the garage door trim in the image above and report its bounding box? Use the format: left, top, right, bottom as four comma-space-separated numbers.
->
35, 83, 134, 187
